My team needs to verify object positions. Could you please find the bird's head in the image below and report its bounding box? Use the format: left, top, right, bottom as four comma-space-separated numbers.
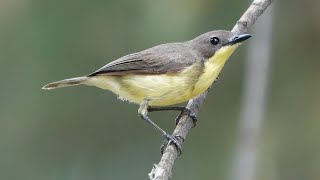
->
190, 30, 251, 59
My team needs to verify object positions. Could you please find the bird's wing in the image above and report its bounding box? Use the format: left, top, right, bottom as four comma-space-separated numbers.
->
88, 43, 197, 76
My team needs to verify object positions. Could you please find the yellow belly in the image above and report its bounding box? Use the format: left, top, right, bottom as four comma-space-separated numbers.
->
87, 63, 202, 106
87, 45, 238, 106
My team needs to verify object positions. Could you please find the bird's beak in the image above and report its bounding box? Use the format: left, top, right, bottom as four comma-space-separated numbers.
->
226, 34, 252, 46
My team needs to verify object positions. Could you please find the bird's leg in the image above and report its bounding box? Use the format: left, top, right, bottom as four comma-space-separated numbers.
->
148, 106, 197, 127
146, 105, 197, 154
138, 100, 182, 155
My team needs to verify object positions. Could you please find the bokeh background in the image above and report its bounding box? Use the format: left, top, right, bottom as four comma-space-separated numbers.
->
1, 0, 319, 179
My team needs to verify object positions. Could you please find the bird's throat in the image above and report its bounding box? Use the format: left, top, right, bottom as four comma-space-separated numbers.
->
191, 45, 239, 97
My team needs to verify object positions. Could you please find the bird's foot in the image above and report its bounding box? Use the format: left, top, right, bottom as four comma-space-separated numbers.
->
175, 108, 197, 127
160, 134, 184, 156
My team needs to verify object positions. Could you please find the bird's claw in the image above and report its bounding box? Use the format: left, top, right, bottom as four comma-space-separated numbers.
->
175, 108, 197, 127
160, 134, 184, 156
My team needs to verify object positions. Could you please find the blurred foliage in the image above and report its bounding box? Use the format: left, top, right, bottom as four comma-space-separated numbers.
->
0, 0, 319, 179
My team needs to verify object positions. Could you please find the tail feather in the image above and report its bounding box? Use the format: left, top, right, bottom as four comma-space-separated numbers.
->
42, 77, 88, 90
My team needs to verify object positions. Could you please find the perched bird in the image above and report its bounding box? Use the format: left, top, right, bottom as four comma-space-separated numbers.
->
43, 30, 251, 153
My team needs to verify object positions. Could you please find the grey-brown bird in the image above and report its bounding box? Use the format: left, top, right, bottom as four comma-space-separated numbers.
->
43, 30, 251, 153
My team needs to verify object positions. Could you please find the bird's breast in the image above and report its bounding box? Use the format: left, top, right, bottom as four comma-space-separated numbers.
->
191, 45, 238, 97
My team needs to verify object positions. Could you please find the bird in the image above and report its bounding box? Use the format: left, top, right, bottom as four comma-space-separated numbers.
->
42, 30, 251, 153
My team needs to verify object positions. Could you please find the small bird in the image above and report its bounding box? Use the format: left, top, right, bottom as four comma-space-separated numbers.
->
43, 30, 251, 153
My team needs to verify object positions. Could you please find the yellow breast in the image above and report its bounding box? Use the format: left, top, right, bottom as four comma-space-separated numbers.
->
191, 45, 238, 97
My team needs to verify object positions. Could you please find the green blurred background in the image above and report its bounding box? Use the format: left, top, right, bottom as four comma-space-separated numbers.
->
1, 0, 319, 179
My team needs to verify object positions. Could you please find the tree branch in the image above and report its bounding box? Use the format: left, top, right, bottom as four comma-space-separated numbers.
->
148, 0, 274, 179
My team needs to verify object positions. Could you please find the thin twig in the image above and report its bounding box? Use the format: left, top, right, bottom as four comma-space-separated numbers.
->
148, 0, 274, 179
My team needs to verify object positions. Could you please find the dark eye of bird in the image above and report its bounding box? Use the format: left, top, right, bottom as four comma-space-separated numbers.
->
210, 37, 220, 45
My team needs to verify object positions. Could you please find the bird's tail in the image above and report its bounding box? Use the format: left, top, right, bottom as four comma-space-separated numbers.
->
42, 76, 89, 90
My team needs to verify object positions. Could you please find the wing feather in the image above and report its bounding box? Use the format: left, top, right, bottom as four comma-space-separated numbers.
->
88, 42, 197, 76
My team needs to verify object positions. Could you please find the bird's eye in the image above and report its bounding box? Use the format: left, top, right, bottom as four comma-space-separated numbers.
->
210, 37, 220, 45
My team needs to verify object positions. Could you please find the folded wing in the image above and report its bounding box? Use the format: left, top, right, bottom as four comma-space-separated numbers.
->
88, 43, 197, 76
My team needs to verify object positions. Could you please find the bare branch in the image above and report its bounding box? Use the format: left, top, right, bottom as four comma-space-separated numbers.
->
149, 0, 274, 179
232, 0, 274, 35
